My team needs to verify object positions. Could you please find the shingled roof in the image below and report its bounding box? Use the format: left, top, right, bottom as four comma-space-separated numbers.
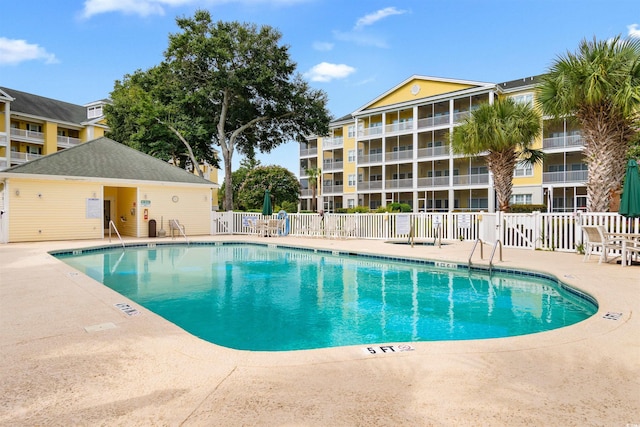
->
1, 137, 216, 186
0, 87, 89, 124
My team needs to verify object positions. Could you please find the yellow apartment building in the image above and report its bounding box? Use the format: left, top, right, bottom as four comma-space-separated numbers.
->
300, 75, 586, 213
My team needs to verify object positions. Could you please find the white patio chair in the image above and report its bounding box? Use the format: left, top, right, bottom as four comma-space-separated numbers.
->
581, 225, 623, 264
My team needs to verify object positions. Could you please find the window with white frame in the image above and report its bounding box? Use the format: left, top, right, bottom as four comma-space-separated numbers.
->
514, 162, 533, 177
348, 174, 356, 187
510, 194, 532, 205
348, 150, 355, 163
348, 125, 355, 138
347, 199, 355, 208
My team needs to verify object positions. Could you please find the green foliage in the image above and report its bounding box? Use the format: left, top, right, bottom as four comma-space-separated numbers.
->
510, 204, 547, 213
386, 202, 412, 212
164, 10, 331, 210
236, 166, 300, 210
347, 206, 370, 213
278, 201, 298, 213
218, 158, 261, 210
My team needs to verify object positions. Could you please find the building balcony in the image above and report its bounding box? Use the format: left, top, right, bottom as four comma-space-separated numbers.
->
417, 114, 450, 129
453, 110, 471, 123
57, 135, 82, 148
417, 145, 450, 158
543, 170, 587, 184
0, 132, 7, 145
322, 136, 344, 149
357, 181, 383, 191
357, 126, 383, 138
300, 189, 313, 197
417, 176, 449, 187
385, 150, 413, 162
357, 153, 384, 165
11, 152, 43, 164
543, 134, 584, 150
453, 173, 489, 186
322, 184, 343, 194
385, 179, 413, 189
323, 160, 344, 172
10, 128, 44, 144
0, 157, 8, 170
384, 121, 413, 135
300, 147, 318, 157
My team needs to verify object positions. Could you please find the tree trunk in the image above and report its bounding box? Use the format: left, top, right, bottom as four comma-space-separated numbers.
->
580, 108, 629, 212
487, 150, 516, 212
223, 149, 233, 211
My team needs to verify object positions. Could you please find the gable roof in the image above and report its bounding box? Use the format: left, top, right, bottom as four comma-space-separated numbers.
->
1, 137, 216, 186
352, 75, 496, 115
0, 86, 89, 124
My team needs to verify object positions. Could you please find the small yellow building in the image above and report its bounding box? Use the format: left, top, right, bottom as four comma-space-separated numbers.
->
0, 137, 218, 243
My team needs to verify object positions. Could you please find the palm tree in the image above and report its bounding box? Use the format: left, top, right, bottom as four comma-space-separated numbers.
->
306, 167, 321, 212
451, 97, 543, 212
537, 36, 640, 212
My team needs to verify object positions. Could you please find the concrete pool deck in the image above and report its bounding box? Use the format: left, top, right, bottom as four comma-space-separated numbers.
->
1, 235, 638, 426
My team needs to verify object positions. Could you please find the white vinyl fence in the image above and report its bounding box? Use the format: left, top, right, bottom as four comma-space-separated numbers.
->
212, 211, 640, 253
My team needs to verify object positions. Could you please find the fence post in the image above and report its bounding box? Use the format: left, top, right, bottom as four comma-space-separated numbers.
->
533, 211, 541, 250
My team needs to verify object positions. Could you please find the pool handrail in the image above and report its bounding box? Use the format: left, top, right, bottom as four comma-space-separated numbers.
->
108, 220, 125, 249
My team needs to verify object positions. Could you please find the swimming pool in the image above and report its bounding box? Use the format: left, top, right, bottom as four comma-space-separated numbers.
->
53, 242, 597, 351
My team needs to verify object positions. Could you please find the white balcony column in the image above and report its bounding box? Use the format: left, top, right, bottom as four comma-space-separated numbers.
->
489, 91, 495, 105
449, 99, 454, 126
3, 99, 10, 147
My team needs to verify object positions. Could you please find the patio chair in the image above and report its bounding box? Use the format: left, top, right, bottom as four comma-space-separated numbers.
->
168, 219, 186, 239
267, 219, 283, 237
581, 225, 623, 264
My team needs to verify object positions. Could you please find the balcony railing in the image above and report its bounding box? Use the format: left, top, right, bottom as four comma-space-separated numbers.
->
417, 114, 450, 129
417, 145, 449, 158
453, 111, 471, 123
358, 126, 383, 138
384, 121, 413, 134
57, 135, 82, 148
300, 147, 318, 157
0, 132, 7, 145
453, 174, 490, 186
0, 158, 8, 170
417, 176, 449, 187
357, 153, 384, 165
385, 179, 413, 189
322, 184, 343, 194
10, 128, 44, 143
543, 170, 587, 183
385, 150, 414, 162
357, 181, 384, 191
322, 136, 344, 149
542, 134, 584, 150
11, 152, 43, 164
300, 189, 313, 197
323, 160, 344, 172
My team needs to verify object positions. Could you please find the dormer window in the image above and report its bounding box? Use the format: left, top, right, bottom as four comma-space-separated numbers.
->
87, 105, 103, 119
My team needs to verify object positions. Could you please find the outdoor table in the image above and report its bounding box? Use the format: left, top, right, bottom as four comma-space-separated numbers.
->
606, 233, 640, 267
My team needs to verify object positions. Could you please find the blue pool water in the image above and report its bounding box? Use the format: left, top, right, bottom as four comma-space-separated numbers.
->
54, 243, 597, 351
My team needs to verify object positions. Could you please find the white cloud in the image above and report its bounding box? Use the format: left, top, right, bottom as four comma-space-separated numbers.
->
628, 24, 640, 39
0, 37, 58, 66
313, 41, 334, 51
333, 30, 388, 48
304, 62, 356, 82
354, 7, 406, 30
81, 0, 189, 18
81, 0, 311, 18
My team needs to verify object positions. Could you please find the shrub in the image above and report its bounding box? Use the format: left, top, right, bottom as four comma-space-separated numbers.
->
509, 204, 546, 213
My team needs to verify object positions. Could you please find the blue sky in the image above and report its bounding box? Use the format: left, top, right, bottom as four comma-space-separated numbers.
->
1, 0, 638, 176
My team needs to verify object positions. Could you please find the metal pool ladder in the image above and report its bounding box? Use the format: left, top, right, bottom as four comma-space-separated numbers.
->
468, 238, 484, 265
108, 220, 125, 249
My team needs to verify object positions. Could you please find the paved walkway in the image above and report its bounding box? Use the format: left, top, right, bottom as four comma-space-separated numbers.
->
1, 236, 638, 426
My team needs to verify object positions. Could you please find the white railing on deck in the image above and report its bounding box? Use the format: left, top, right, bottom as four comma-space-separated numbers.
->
211, 211, 640, 254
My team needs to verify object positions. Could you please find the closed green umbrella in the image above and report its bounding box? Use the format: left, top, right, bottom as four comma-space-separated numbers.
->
619, 159, 640, 218
262, 189, 273, 216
